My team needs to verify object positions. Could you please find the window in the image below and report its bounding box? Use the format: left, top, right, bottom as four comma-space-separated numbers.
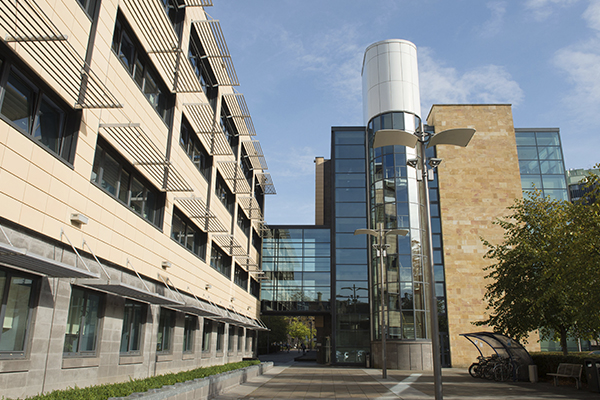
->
160, 0, 185, 36
234, 264, 248, 290
120, 301, 144, 354
228, 325, 235, 352
220, 109, 238, 154
91, 138, 164, 227
188, 25, 218, 110
180, 115, 211, 180
210, 244, 231, 279
183, 314, 196, 353
216, 322, 225, 352
0, 51, 80, 163
171, 207, 207, 260
250, 278, 260, 299
240, 148, 253, 187
246, 330, 254, 352
111, 13, 173, 124
64, 287, 102, 355
0, 268, 35, 356
156, 308, 175, 353
77, 0, 98, 19
202, 319, 212, 352
237, 207, 250, 237
237, 327, 244, 353
215, 173, 234, 214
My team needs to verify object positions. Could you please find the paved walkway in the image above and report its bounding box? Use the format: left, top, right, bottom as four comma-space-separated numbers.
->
212, 351, 600, 400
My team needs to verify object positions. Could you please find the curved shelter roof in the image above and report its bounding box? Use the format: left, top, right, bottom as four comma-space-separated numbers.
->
460, 331, 534, 380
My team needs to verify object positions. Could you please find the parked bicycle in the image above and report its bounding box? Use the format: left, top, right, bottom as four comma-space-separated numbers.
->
469, 354, 516, 382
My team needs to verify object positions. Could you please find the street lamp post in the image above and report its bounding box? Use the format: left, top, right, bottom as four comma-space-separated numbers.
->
355, 223, 408, 379
372, 126, 475, 399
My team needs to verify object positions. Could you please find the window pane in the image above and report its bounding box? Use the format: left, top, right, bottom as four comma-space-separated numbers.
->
33, 97, 64, 154
1, 72, 33, 132
81, 292, 100, 352
516, 147, 538, 160
540, 160, 564, 174
536, 131, 560, 146
202, 319, 211, 352
133, 57, 144, 88
542, 175, 567, 189
64, 288, 85, 353
118, 169, 130, 203
0, 275, 33, 352
129, 177, 144, 215
101, 153, 120, 196
519, 160, 539, 174
118, 32, 135, 72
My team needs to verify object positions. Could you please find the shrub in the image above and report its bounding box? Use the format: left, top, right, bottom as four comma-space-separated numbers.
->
530, 352, 600, 384
14, 360, 260, 400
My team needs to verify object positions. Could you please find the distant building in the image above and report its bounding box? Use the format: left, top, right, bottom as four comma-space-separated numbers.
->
566, 168, 600, 202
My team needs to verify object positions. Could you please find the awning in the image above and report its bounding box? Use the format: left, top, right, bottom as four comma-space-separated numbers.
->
120, 0, 203, 94
172, 299, 225, 318
238, 196, 263, 221
212, 234, 247, 257
222, 94, 255, 137
99, 123, 193, 192
256, 172, 276, 195
183, 103, 233, 156
0, 0, 121, 109
191, 20, 239, 86
77, 279, 184, 306
184, 0, 213, 6
174, 196, 228, 233
241, 140, 267, 171
217, 161, 252, 194
0, 241, 99, 279
235, 255, 258, 272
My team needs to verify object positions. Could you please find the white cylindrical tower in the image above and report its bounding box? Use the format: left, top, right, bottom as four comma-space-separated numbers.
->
362, 39, 421, 124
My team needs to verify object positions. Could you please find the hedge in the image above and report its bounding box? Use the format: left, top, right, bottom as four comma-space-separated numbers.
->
530, 352, 600, 384
7, 360, 260, 400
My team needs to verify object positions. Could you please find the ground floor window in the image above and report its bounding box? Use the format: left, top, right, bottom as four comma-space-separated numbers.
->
0, 268, 35, 355
237, 327, 244, 352
64, 287, 102, 355
216, 322, 225, 352
202, 319, 212, 352
120, 301, 145, 354
183, 314, 196, 353
156, 308, 175, 353
228, 325, 235, 352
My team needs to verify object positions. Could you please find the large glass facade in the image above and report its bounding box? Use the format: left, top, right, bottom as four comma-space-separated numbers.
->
332, 128, 369, 364
366, 112, 429, 342
516, 129, 568, 201
261, 228, 331, 313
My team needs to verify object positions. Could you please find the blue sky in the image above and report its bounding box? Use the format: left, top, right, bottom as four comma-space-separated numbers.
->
209, 0, 600, 225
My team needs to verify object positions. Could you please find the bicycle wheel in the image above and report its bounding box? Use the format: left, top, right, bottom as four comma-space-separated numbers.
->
468, 363, 480, 378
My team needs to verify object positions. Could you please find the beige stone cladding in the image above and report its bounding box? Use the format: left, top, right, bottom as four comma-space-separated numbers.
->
426, 105, 538, 367
0, 0, 265, 397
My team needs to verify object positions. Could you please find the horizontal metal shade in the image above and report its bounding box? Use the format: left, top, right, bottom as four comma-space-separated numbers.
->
0, 242, 99, 279
77, 279, 184, 306
427, 128, 476, 148
373, 129, 418, 149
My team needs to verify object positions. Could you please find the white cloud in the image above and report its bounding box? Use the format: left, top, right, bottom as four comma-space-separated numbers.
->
524, 0, 579, 20
583, 0, 600, 30
418, 48, 524, 112
478, 1, 507, 37
270, 145, 319, 178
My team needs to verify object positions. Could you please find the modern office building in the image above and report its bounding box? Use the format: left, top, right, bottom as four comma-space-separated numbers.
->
566, 167, 600, 202
262, 40, 577, 370
0, 1, 272, 398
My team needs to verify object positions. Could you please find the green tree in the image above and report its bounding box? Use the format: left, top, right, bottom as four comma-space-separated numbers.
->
288, 318, 311, 344
478, 187, 600, 355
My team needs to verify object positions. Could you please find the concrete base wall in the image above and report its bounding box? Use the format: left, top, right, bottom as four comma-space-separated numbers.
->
107, 362, 273, 400
371, 340, 433, 370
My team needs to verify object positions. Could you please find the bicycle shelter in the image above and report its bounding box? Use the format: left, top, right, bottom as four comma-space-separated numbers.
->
460, 331, 534, 381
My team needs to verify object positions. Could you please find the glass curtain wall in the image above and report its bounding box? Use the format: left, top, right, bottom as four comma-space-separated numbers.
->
516, 129, 568, 201
366, 112, 428, 342
261, 228, 331, 313
332, 128, 369, 364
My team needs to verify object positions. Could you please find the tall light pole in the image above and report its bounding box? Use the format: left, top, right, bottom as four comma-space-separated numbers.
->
372, 126, 475, 399
355, 224, 408, 379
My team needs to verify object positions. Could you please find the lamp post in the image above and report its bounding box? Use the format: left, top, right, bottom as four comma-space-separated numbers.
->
355, 223, 408, 379
372, 126, 475, 399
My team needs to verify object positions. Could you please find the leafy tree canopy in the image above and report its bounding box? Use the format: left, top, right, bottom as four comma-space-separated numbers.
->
478, 171, 600, 355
